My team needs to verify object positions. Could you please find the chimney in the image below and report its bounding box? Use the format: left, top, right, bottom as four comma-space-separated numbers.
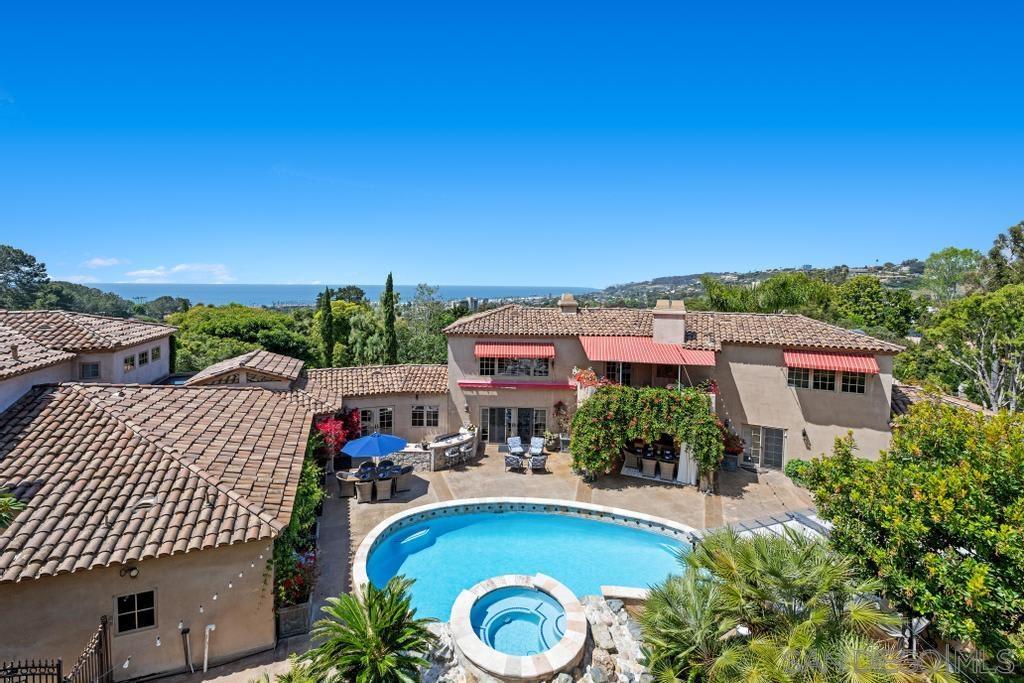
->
653, 299, 686, 344
9, 344, 18, 361
557, 293, 578, 315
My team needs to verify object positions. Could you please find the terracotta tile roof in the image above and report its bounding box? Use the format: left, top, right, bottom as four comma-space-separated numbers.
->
0, 327, 75, 380
186, 350, 305, 386
0, 383, 313, 583
890, 382, 994, 419
303, 364, 448, 399
0, 310, 175, 352
444, 305, 903, 353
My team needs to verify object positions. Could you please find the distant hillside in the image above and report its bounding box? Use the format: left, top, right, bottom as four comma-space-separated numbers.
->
586, 259, 925, 303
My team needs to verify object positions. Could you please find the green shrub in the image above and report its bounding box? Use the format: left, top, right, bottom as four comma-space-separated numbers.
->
784, 458, 811, 485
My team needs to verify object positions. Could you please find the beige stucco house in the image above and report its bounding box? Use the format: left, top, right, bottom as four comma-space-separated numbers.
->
444, 295, 904, 468
0, 310, 175, 412
0, 383, 315, 679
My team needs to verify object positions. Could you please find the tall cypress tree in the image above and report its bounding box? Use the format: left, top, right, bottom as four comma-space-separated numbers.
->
382, 273, 398, 364
319, 286, 335, 366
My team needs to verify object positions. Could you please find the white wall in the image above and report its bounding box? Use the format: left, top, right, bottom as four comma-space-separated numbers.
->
78, 336, 172, 385
0, 361, 73, 413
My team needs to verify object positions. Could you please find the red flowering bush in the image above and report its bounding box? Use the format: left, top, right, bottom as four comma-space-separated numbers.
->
276, 549, 318, 607
315, 409, 361, 453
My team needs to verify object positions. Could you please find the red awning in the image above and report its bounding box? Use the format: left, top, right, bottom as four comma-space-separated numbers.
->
579, 336, 716, 366
474, 341, 556, 359
783, 350, 880, 374
458, 379, 574, 391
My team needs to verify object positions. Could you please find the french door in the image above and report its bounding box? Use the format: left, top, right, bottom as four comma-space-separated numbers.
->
741, 424, 785, 469
481, 407, 546, 443
360, 407, 395, 435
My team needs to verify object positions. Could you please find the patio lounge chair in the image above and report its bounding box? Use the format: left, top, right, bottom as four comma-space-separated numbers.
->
506, 436, 525, 456
641, 458, 658, 478
504, 454, 525, 472
529, 454, 548, 473
375, 477, 393, 501
355, 480, 374, 503
395, 465, 415, 492
528, 436, 544, 457
335, 471, 356, 498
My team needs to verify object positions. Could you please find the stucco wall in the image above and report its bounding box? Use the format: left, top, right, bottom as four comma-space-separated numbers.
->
0, 361, 73, 412
78, 336, 172, 385
343, 392, 454, 444
714, 344, 894, 462
0, 540, 275, 681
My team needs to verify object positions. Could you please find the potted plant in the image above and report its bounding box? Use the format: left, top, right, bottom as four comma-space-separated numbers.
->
721, 426, 744, 471
543, 430, 559, 451
276, 548, 319, 637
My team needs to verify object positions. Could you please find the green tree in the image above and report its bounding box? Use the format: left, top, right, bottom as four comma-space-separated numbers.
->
641, 527, 950, 682
0, 245, 49, 309
334, 285, 368, 305
300, 576, 437, 682
921, 247, 982, 304
399, 284, 457, 364
806, 404, 1024, 669
348, 308, 387, 366
977, 221, 1024, 291
925, 284, 1024, 411
319, 287, 336, 366
700, 272, 832, 316
382, 273, 398, 365
34, 281, 137, 317
832, 275, 922, 336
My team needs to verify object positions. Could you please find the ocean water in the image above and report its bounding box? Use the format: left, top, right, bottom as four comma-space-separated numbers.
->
92, 283, 596, 306
365, 511, 686, 620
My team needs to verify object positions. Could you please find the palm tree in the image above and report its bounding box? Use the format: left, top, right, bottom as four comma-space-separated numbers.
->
0, 490, 25, 529
640, 528, 958, 682
300, 576, 437, 683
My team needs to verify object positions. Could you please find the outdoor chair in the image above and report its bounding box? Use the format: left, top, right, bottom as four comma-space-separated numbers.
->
641, 458, 658, 478
504, 454, 525, 472
623, 450, 640, 471
659, 460, 677, 481
395, 465, 415, 492
506, 436, 525, 456
445, 446, 462, 469
528, 436, 544, 457
355, 480, 374, 503
375, 477, 393, 501
378, 459, 395, 469
335, 471, 356, 498
459, 442, 475, 464
357, 460, 375, 474
529, 454, 548, 473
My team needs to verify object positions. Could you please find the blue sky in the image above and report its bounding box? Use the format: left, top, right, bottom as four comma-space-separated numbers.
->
1, 1, 1021, 288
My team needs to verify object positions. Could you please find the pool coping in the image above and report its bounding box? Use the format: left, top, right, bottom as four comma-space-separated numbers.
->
450, 573, 586, 681
351, 496, 699, 598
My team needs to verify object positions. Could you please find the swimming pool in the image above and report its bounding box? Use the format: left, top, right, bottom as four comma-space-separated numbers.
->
362, 500, 692, 620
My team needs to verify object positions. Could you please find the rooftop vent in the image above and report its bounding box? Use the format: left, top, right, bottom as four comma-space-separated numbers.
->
8, 344, 17, 361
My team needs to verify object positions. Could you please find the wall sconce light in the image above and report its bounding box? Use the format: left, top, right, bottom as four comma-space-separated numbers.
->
801, 428, 811, 450
120, 566, 140, 579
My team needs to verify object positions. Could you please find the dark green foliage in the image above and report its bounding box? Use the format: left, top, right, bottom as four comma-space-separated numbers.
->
0, 245, 49, 309
783, 458, 811, 485
805, 403, 1024, 667
334, 285, 367, 304
0, 489, 25, 529
318, 287, 336, 365
978, 221, 1024, 291
832, 276, 923, 337
382, 273, 398, 365
300, 576, 437, 682
570, 386, 722, 487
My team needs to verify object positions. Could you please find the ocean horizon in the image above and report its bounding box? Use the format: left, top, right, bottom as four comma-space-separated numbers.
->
90, 283, 598, 307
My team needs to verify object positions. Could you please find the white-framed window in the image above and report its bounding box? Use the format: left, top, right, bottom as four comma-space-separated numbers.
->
79, 362, 100, 380
787, 367, 810, 388
123, 355, 135, 373
151, 346, 161, 361
116, 590, 156, 633
479, 357, 496, 375
377, 407, 393, 434
812, 369, 835, 391
605, 362, 632, 386
359, 409, 374, 436
138, 350, 149, 366
412, 405, 439, 428
532, 409, 547, 438
841, 372, 866, 394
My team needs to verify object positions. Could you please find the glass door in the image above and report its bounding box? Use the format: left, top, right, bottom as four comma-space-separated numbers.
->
485, 407, 507, 443
762, 427, 785, 469
516, 408, 534, 442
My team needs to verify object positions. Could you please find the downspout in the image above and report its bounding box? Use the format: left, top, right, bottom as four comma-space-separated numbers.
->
203, 624, 216, 672
180, 627, 195, 674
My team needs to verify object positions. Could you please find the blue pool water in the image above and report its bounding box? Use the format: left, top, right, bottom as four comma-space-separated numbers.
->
366, 511, 687, 619
471, 587, 566, 656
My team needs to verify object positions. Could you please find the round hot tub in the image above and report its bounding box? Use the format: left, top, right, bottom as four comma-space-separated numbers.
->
472, 586, 567, 656
451, 574, 586, 682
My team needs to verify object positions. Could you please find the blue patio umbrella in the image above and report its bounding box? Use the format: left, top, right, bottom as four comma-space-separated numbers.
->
341, 432, 408, 460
